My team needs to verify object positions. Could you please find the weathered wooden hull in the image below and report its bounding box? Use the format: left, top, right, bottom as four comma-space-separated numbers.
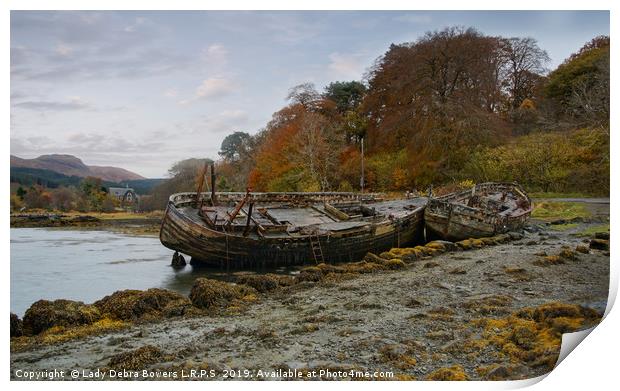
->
424, 182, 531, 242
160, 192, 426, 268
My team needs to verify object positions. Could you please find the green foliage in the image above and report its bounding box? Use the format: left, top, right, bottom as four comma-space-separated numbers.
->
16, 186, 26, 200
544, 36, 609, 125
545, 37, 608, 103
341, 110, 368, 142
324, 81, 367, 113
365, 149, 410, 191
219, 131, 252, 161
463, 128, 609, 195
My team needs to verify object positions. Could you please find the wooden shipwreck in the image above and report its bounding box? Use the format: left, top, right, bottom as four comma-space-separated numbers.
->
424, 182, 532, 242
160, 184, 427, 268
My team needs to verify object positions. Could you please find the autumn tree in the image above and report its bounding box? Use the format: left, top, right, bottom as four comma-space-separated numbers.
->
286, 83, 322, 111
50, 186, 78, 211
362, 27, 511, 186
23, 185, 51, 209
500, 37, 550, 109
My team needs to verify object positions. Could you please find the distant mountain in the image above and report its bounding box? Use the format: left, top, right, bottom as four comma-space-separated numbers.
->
10, 166, 163, 195
10, 154, 145, 182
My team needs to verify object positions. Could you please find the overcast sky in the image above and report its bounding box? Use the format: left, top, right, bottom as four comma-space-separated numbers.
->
10, 10, 609, 178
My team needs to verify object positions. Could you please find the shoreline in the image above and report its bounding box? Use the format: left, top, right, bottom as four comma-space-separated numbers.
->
10, 213, 610, 381
10, 212, 162, 236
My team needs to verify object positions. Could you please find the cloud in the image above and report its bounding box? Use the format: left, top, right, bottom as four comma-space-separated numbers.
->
11, 12, 189, 82
179, 77, 236, 104
163, 88, 178, 98
181, 110, 249, 135
195, 78, 234, 99
327, 52, 367, 79
13, 97, 92, 112
54, 43, 72, 56
124, 16, 147, 33
393, 13, 432, 24
202, 44, 228, 67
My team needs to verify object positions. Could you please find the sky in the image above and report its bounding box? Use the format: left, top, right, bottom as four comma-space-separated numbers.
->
10, 10, 610, 178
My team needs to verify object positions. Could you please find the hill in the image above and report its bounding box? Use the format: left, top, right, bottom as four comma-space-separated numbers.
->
10, 167, 163, 195
10, 154, 144, 182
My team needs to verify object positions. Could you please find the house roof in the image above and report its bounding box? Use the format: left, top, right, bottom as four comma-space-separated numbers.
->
108, 187, 135, 197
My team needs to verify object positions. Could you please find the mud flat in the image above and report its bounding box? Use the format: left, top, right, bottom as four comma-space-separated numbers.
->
10, 207, 610, 381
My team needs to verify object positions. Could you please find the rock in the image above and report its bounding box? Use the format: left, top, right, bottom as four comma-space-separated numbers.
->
189, 278, 257, 309
94, 288, 191, 321
575, 245, 589, 254
235, 274, 290, 292
23, 299, 101, 335
589, 239, 610, 251
485, 365, 512, 380
426, 365, 468, 380
424, 261, 440, 268
383, 259, 407, 269
559, 248, 580, 261
365, 252, 388, 263
508, 231, 524, 240
71, 215, 99, 222
595, 232, 610, 240
171, 252, 186, 268
10, 313, 23, 337
425, 240, 457, 252
493, 234, 512, 243
449, 267, 467, 275
108, 345, 163, 370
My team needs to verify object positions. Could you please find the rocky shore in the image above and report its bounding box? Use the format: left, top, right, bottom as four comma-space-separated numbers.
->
10, 211, 610, 381
10, 212, 161, 236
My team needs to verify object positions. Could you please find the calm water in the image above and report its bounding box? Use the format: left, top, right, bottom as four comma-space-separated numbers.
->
10, 228, 297, 316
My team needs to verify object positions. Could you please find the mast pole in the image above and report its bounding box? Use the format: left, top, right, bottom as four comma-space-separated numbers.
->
210, 162, 217, 206
360, 137, 365, 193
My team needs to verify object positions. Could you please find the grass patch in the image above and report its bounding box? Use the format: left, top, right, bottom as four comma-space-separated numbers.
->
531, 201, 590, 221
529, 192, 592, 199
549, 223, 579, 231
575, 223, 610, 237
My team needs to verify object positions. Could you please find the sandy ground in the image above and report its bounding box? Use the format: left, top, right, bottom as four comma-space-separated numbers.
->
10, 204, 610, 381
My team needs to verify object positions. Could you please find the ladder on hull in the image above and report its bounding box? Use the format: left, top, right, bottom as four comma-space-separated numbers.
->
309, 233, 324, 264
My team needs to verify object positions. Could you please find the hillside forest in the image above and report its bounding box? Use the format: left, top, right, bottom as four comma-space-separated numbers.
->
12, 28, 610, 212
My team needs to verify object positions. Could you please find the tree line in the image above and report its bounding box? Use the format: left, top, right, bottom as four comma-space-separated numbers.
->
30, 27, 607, 213
11, 177, 122, 212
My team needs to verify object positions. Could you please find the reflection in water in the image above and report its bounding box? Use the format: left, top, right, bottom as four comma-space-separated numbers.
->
11, 228, 301, 316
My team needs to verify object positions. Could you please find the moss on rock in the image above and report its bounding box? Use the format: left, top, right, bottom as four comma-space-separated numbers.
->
108, 345, 164, 370
23, 299, 101, 336
189, 278, 257, 310
426, 365, 469, 380
10, 313, 23, 337
235, 274, 293, 292
94, 288, 191, 321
